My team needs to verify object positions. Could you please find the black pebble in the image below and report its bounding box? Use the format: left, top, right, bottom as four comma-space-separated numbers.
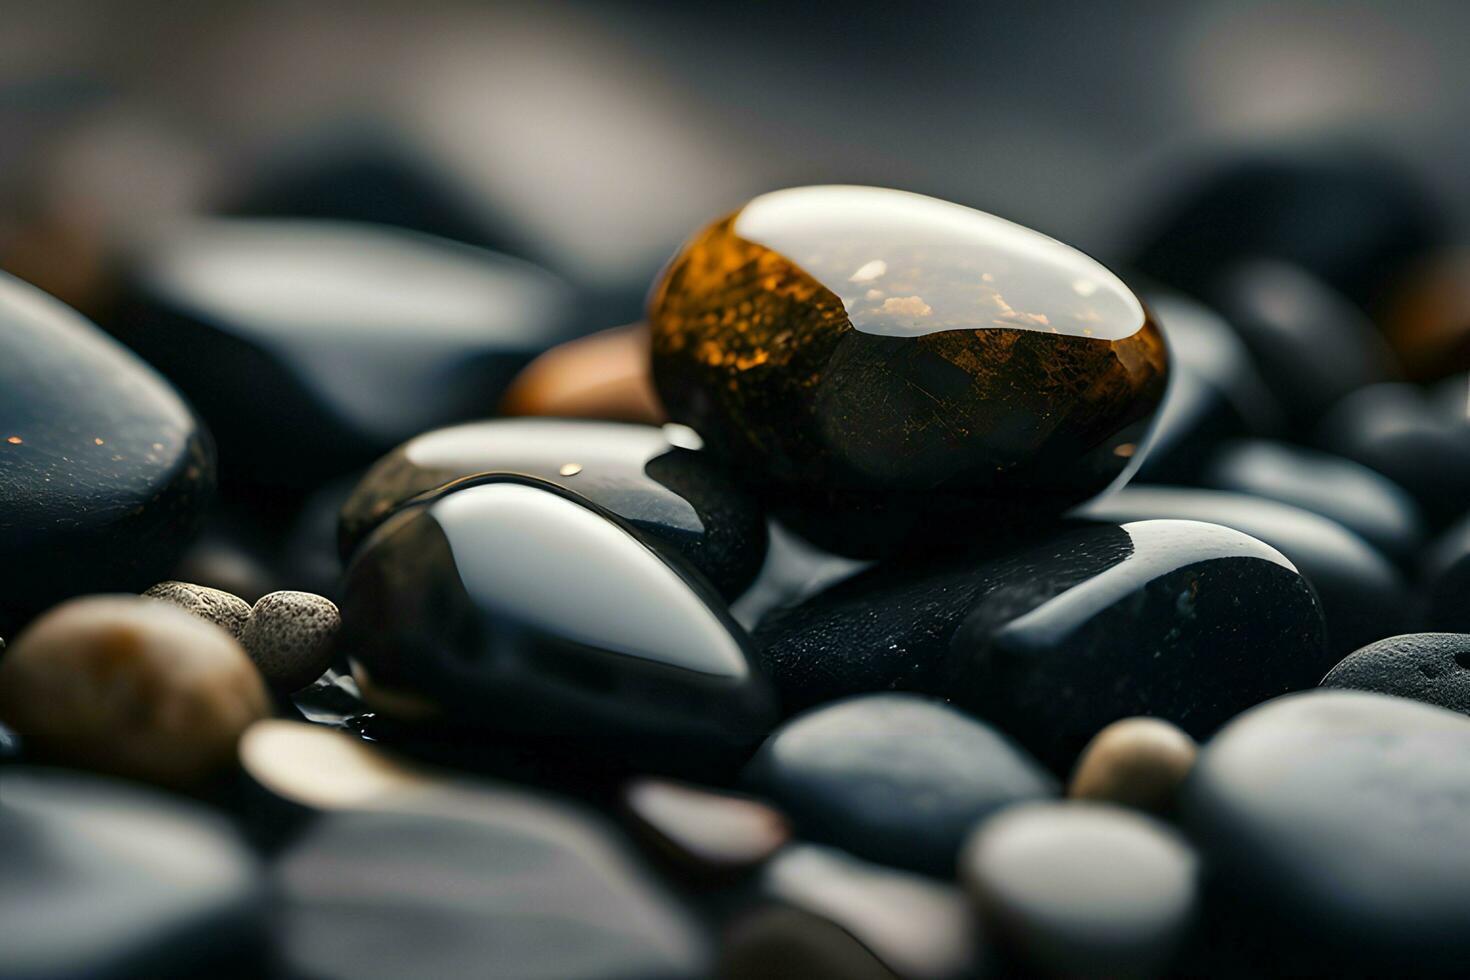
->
1321, 633, 1470, 715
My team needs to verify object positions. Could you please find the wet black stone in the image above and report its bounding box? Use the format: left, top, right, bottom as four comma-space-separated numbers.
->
109, 219, 582, 489
1202, 439, 1425, 567
1320, 634, 1470, 715
1133, 291, 1283, 484
1425, 513, 1470, 633
339, 479, 776, 769
1128, 146, 1444, 313
274, 785, 709, 980
743, 693, 1055, 876
0, 272, 214, 635
1208, 260, 1399, 429
1080, 486, 1410, 660
0, 767, 265, 979
340, 419, 768, 599
728, 844, 985, 980
1318, 383, 1470, 529
1181, 690, 1470, 974
946, 519, 1328, 771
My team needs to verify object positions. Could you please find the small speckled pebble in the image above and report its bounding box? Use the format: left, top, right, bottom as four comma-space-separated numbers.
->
0, 594, 269, 787
144, 580, 252, 639
242, 591, 340, 693
1069, 717, 1198, 814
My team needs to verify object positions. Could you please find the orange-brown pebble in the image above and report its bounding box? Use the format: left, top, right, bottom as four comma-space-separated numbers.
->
499, 323, 665, 423
0, 594, 270, 788
1382, 250, 1470, 382
1068, 717, 1197, 814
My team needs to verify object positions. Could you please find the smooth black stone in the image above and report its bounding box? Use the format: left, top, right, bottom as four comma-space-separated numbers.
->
339, 480, 776, 767
1080, 486, 1410, 660
1320, 634, 1470, 715
340, 419, 768, 599
1318, 382, 1470, 529
109, 219, 582, 488
1133, 291, 1283, 483
729, 521, 870, 632
948, 518, 1327, 770
1202, 439, 1425, 567
1208, 260, 1398, 429
1425, 513, 1470, 633
737, 844, 986, 980
0, 272, 214, 635
1128, 146, 1444, 312
1181, 690, 1470, 974
274, 787, 709, 980
743, 693, 1055, 876
0, 767, 264, 979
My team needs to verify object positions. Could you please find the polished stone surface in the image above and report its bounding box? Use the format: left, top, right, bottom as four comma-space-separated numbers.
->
1080, 486, 1410, 659
0, 767, 265, 979
947, 519, 1328, 769
0, 596, 270, 788
1181, 690, 1470, 972
1202, 439, 1425, 567
961, 801, 1198, 980
339, 418, 767, 598
340, 480, 776, 766
1320, 634, 1470, 716
650, 185, 1167, 555
743, 693, 1055, 875
500, 323, 665, 424
111, 218, 581, 486
274, 786, 709, 980
0, 271, 214, 635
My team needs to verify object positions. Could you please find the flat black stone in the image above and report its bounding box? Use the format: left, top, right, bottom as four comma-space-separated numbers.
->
108, 219, 582, 489
1181, 690, 1470, 973
0, 767, 264, 979
1202, 439, 1425, 567
1320, 633, 1470, 715
340, 419, 768, 599
1133, 290, 1283, 483
0, 272, 214, 634
273, 786, 709, 980
947, 519, 1328, 770
1318, 382, 1470, 529
1208, 260, 1398, 430
339, 479, 776, 769
742, 693, 1055, 876
1080, 486, 1410, 660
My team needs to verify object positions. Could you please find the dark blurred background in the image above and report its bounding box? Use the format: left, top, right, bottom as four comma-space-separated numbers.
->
7, 0, 1470, 323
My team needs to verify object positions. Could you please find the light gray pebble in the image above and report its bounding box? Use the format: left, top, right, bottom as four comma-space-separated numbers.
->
242, 591, 340, 693
144, 581, 252, 640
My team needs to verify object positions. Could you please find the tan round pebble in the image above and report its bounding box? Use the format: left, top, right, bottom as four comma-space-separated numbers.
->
0, 594, 270, 787
241, 591, 340, 693
1068, 717, 1197, 814
143, 580, 252, 639
239, 719, 431, 810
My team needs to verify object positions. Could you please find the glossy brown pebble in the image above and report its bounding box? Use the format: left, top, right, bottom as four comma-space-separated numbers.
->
144, 580, 252, 638
961, 802, 1198, 980
500, 322, 665, 423
1069, 717, 1197, 814
624, 777, 790, 879
0, 595, 270, 787
649, 186, 1168, 556
241, 590, 340, 693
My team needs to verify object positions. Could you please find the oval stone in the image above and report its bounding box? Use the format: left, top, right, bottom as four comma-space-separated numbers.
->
743, 693, 1055, 876
339, 480, 776, 767
1069, 717, 1198, 815
1181, 690, 1470, 971
1320, 633, 1470, 716
110, 219, 581, 486
0, 272, 214, 634
339, 418, 767, 598
649, 185, 1167, 555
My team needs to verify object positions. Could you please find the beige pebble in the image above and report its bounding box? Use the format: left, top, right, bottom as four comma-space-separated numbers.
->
0, 594, 270, 787
242, 591, 340, 693
239, 719, 431, 810
144, 580, 252, 639
1068, 717, 1197, 814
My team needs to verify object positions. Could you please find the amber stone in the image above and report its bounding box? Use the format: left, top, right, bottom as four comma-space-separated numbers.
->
649, 186, 1167, 553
